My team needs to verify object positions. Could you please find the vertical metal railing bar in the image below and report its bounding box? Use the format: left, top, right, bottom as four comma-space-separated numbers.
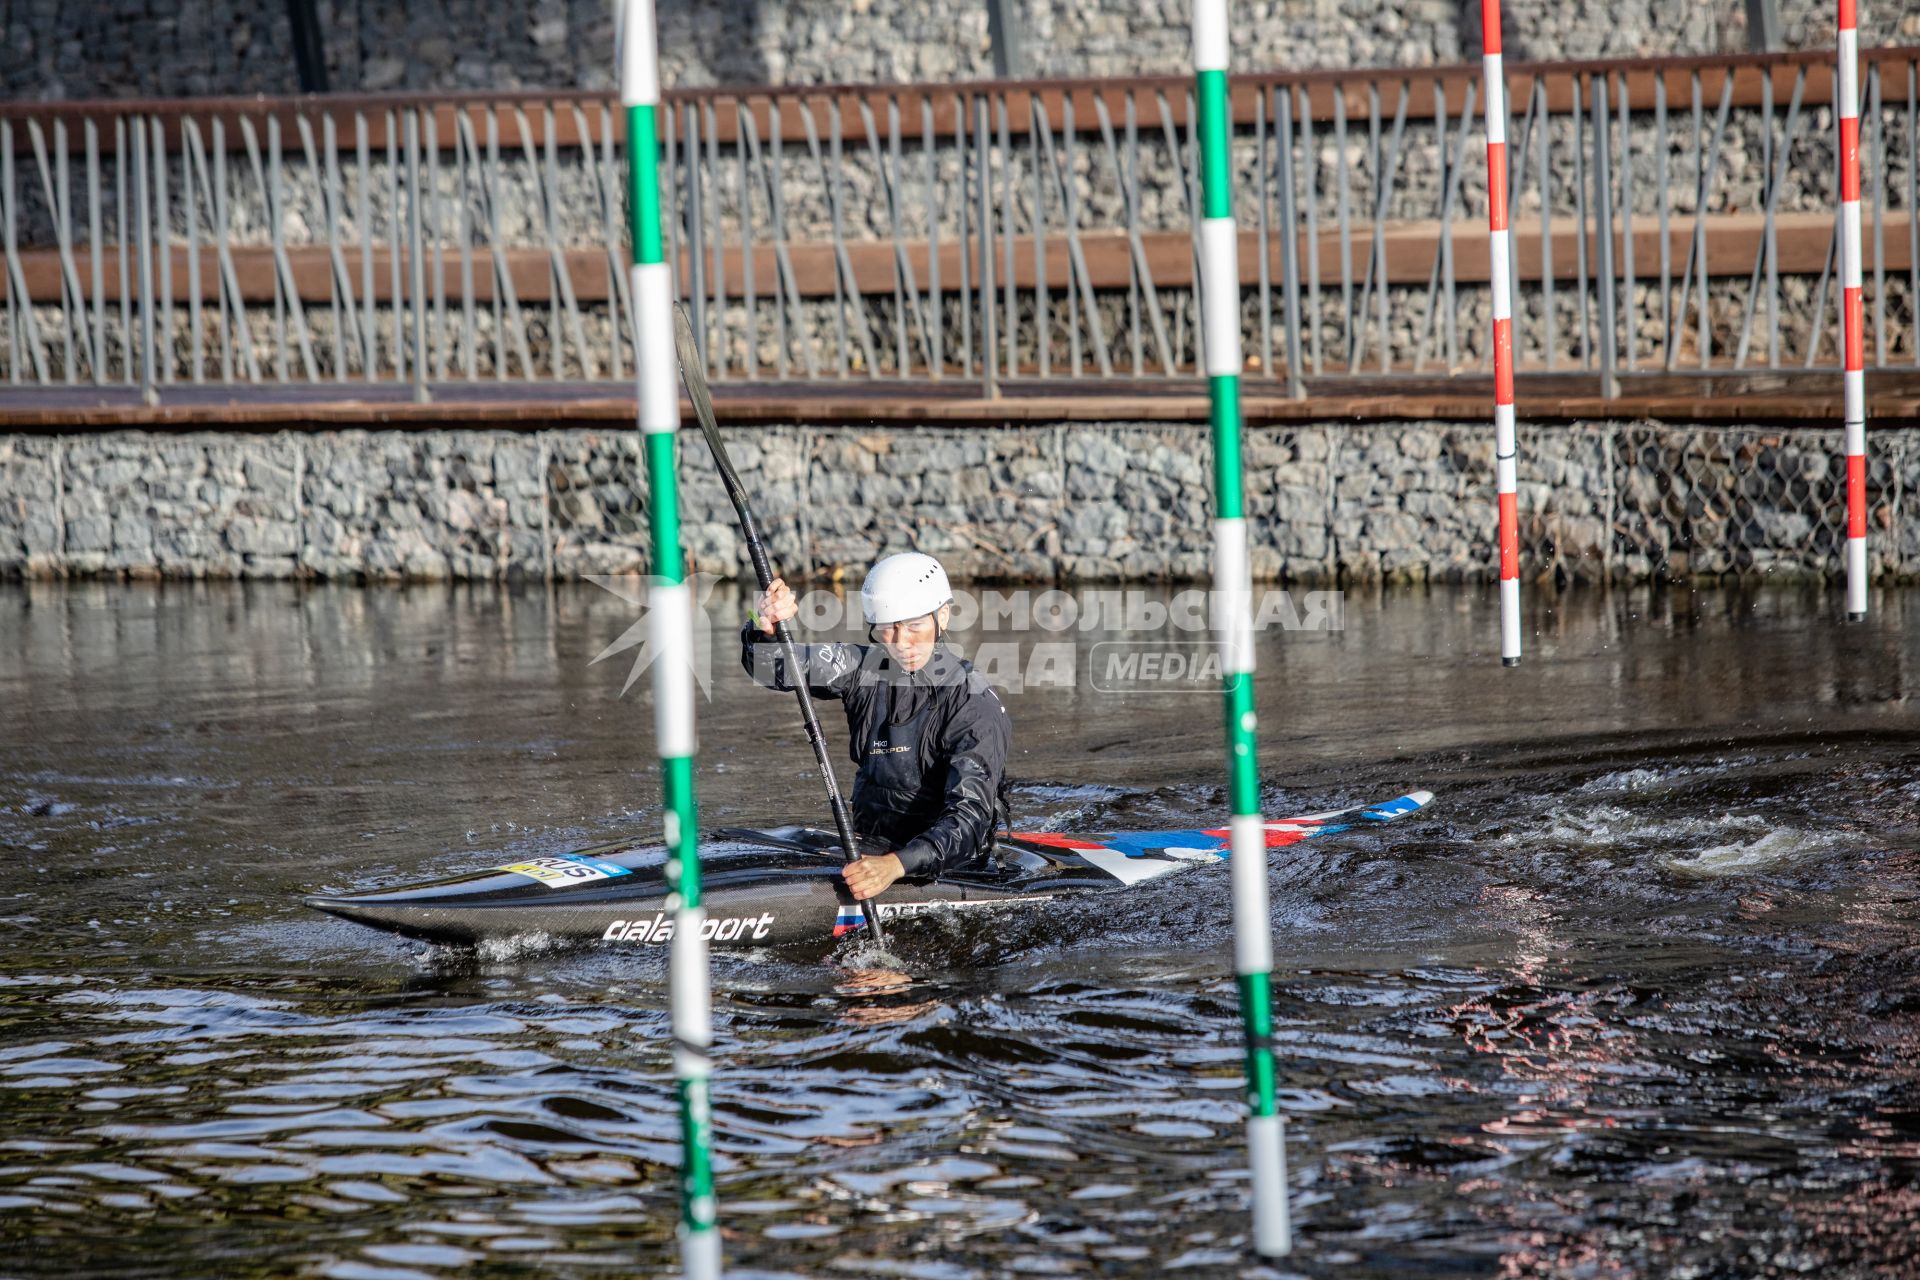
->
1415, 81, 1445, 373
1571, 76, 1592, 370
956, 91, 972, 378
1617, 74, 1635, 373
357, 113, 375, 381
807, 99, 877, 379
1444, 80, 1463, 369
999, 95, 1016, 379
738, 100, 755, 379
1593, 73, 1619, 397
1350, 81, 1382, 369
3, 121, 19, 382
209, 120, 239, 382
257, 117, 285, 381
706, 99, 724, 376
1418, 80, 1477, 372
1096, 91, 1172, 375
859, 97, 915, 377
977, 93, 998, 394
87, 119, 105, 384
1535, 80, 1556, 372
1035, 95, 1110, 376
1056, 98, 1090, 371
407, 108, 429, 397
1030, 94, 1048, 380
386, 110, 405, 383
458, 110, 476, 379
153, 117, 172, 385
1656, 75, 1671, 370
1379, 81, 1408, 373
1735, 69, 1807, 368
754, 106, 816, 378
1349, 79, 1408, 374
2, 123, 20, 384
116, 117, 129, 385
251, 116, 319, 381
1157, 88, 1201, 374
427, 109, 445, 382
133, 113, 154, 392
1761, 70, 1777, 367
587, 102, 628, 381
475, 107, 534, 380
305, 113, 357, 380
924, 95, 942, 378
1101, 92, 1140, 375
1868, 62, 1885, 367
1058, 96, 1077, 377
522, 104, 589, 380
684, 104, 708, 371
747, 105, 778, 376
25, 121, 80, 381
1300, 85, 1321, 376
181, 119, 201, 384
1255, 89, 1272, 380
1701, 76, 1736, 369
1274, 85, 1304, 399
56, 122, 84, 380
1908, 61, 1918, 369
1333, 85, 1352, 370
1665, 72, 1733, 371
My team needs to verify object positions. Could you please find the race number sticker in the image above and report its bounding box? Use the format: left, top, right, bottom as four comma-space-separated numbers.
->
497, 854, 633, 888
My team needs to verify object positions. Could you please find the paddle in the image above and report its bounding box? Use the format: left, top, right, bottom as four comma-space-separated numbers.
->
671, 306, 888, 946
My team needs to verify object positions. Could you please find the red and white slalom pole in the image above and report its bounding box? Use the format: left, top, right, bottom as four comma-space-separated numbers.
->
1482, 1, 1521, 664
1838, 0, 1869, 620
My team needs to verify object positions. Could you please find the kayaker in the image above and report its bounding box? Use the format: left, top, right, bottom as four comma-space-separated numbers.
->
741, 551, 1011, 903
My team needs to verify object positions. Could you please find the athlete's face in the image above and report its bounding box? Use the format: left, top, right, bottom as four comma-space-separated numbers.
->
870, 604, 950, 672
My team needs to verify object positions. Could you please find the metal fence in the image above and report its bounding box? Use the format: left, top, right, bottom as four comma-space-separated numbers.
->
2, 46, 1918, 396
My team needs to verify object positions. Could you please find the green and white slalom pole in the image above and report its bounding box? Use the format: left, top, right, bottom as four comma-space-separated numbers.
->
1193, 0, 1288, 1258
622, 4, 719, 1276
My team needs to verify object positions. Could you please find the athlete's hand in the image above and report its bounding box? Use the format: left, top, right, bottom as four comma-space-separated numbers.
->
754, 577, 797, 635
842, 853, 904, 901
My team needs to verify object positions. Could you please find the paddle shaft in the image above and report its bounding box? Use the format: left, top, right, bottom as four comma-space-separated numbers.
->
672, 308, 887, 945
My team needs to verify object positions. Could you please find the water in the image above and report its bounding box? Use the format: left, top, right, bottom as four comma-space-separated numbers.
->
1, 581, 1917, 1277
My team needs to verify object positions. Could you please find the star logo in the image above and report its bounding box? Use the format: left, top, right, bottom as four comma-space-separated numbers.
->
586, 572, 723, 698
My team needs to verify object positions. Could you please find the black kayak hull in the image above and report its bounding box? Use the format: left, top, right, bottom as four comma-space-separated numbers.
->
306, 792, 1435, 950
305, 827, 1110, 949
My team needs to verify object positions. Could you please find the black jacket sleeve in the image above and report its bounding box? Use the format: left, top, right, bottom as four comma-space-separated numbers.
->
739, 621, 864, 701
892, 679, 1011, 877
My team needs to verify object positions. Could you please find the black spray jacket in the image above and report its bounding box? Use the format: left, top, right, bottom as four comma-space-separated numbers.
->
740, 623, 1011, 877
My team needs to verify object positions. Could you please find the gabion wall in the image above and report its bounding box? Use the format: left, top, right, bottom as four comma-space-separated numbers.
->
1, 421, 1914, 585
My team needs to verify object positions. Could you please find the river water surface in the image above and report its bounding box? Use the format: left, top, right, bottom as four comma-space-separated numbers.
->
1, 582, 1916, 1278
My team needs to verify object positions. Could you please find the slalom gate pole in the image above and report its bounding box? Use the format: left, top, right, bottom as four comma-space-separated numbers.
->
1839, 0, 1869, 620
1481, 0, 1522, 665
620, 3, 720, 1275
1192, 0, 1289, 1256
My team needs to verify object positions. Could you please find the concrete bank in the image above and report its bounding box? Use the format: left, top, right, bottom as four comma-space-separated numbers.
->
3, 421, 1916, 584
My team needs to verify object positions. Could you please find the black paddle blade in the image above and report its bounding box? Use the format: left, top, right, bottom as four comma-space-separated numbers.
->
672, 305, 726, 458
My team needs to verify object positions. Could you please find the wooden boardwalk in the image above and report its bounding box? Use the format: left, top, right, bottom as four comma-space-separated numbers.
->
4, 370, 1920, 431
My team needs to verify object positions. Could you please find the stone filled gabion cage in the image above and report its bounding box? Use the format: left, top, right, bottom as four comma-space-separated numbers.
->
1, 421, 1914, 586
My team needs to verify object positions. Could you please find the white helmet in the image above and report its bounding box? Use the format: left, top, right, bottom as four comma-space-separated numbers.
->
861, 552, 952, 626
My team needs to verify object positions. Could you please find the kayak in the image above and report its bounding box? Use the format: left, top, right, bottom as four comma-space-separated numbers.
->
306, 790, 1433, 949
